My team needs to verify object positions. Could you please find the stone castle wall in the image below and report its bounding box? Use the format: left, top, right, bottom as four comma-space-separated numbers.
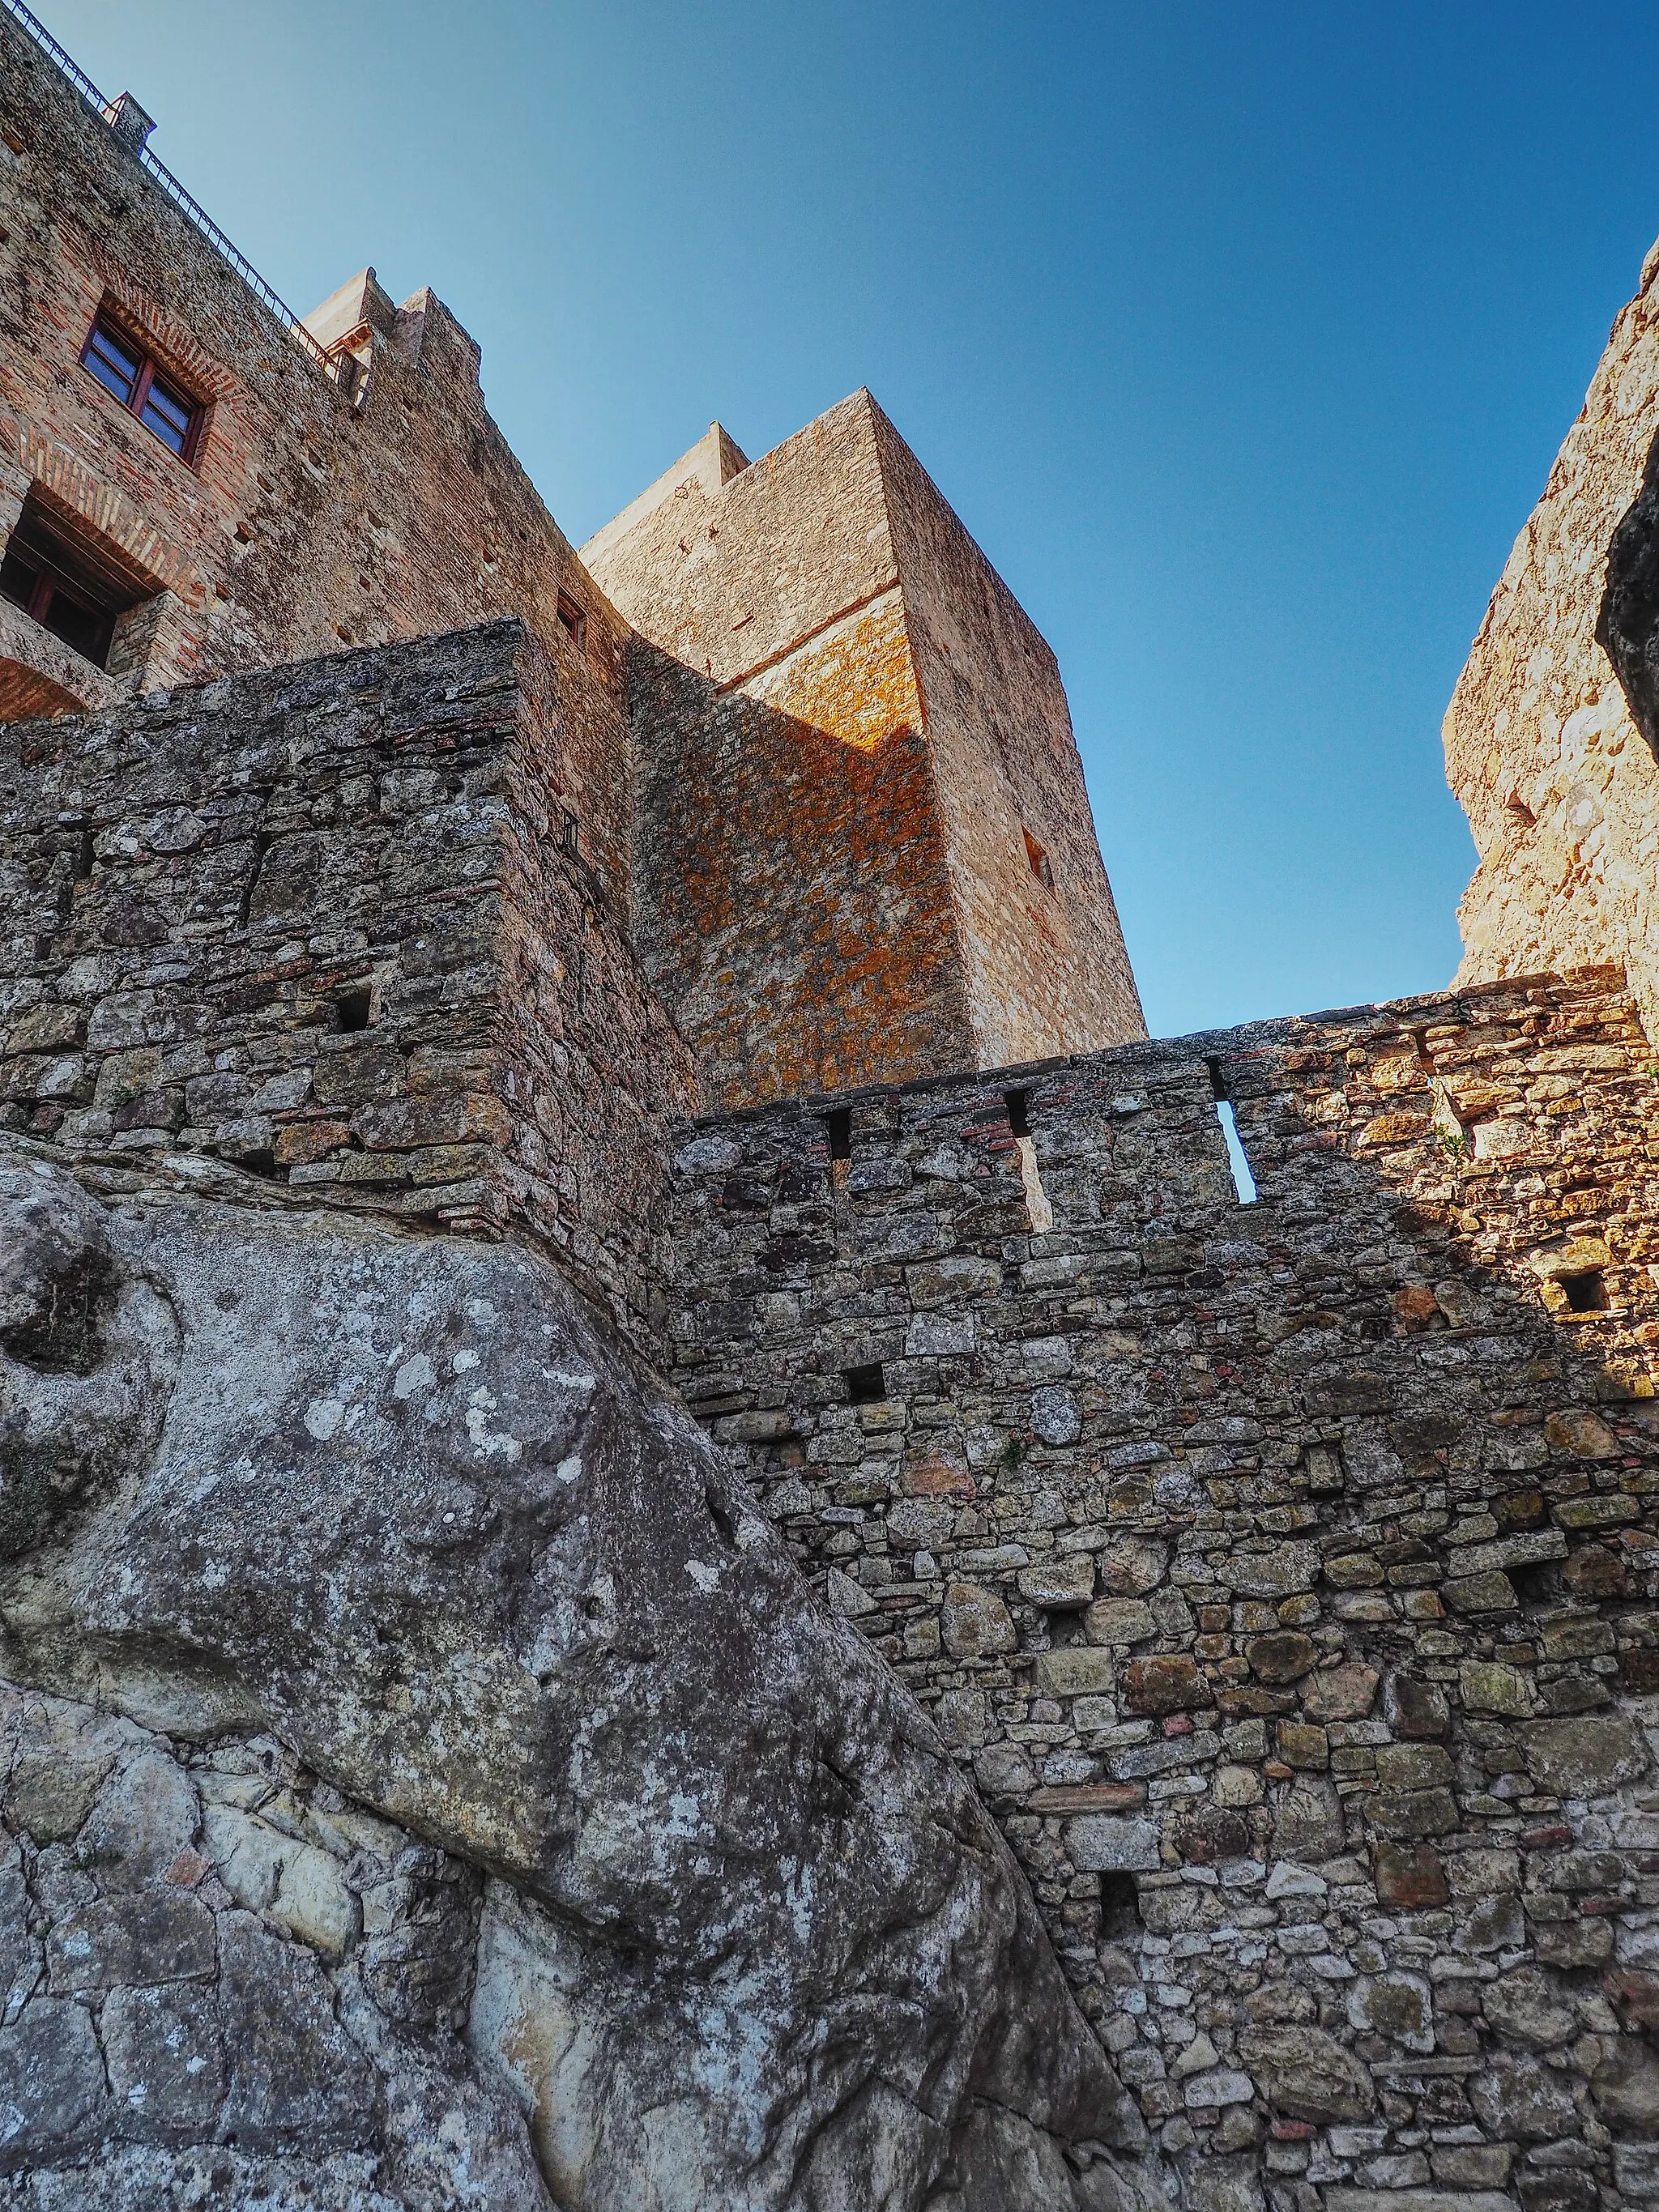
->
585, 391, 1145, 1107
673, 966, 1659, 2207
868, 399, 1146, 1072
0, 621, 698, 1354
0, 16, 637, 910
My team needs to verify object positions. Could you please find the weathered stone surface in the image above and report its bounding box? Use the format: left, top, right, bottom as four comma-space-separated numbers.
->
0, 1155, 1149, 2210
1482, 1967, 1576, 2050
1468, 2056, 1579, 2142
1245, 1631, 1318, 1684
1064, 1815, 1162, 1873
1374, 1843, 1449, 1908
1272, 1775, 1346, 1861
1123, 1656, 1205, 1715
942, 1582, 1019, 1659
1520, 1713, 1650, 1796
1018, 1554, 1097, 1609
1239, 2025, 1375, 2123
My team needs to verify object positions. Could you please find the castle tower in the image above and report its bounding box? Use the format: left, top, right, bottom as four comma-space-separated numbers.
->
583, 390, 1145, 1108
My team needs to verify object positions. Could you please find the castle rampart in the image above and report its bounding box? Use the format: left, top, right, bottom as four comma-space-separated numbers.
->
7, 5, 1659, 2205
0, 621, 697, 1354
672, 966, 1659, 2200
0, 13, 637, 910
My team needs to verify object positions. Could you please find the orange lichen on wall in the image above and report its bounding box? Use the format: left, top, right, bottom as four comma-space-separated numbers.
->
744, 593, 919, 752
626, 616, 971, 1108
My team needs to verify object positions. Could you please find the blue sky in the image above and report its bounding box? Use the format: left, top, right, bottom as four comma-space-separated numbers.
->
36, 2, 1659, 1037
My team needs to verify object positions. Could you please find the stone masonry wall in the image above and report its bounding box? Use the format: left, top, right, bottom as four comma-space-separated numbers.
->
0, 622, 698, 1353
585, 390, 1145, 1109
0, 18, 635, 910
869, 399, 1147, 1070
1444, 233, 1659, 1046
673, 966, 1659, 2210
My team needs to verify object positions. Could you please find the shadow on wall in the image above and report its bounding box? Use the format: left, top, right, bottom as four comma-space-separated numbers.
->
670, 968, 1659, 2195
627, 637, 977, 1106
1597, 419, 1659, 766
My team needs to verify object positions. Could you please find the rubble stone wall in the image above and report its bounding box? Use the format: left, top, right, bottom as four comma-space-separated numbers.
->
585, 390, 1145, 1109
869, 400, 1147, 1069
0, 18, 635, 907
0, 620, 698, 1353
673, 965, 1659, 2210
1445, 232, 1659, 1051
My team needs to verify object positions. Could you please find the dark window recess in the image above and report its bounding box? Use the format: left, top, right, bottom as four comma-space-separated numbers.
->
842, 1362, 885, 1404
334, 987, 373, 1033
1562, 1269, 1610, 1312
1509, 1558, 1558, 1608
0, 499, 147, 670
556, 592, 587, 650
1098, 1871, 1141, 1944
1005, 1088, 1032, 1138
1023, 828, 1054, 890
561, 809, 579, 856
80, 316, 203, 461
825, 1107, 852, 1161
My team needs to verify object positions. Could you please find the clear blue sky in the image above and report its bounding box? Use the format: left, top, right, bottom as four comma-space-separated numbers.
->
36, 2, 1659, 1038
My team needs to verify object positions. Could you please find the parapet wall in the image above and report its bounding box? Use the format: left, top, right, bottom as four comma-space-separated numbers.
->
672, 967, 1659, 2205
0, 622, 698, 1353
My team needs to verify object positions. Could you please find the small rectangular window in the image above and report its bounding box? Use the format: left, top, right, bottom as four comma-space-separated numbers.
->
561, 809, 579, 856
556, 592, 587, 651
79, 314, 203, 462
842, 1362, 885, 1404
825, 1107, 852, 1161
1562, 1269, 1609, 1313
1023, 828, 1054, 890
0, 497, 147, 670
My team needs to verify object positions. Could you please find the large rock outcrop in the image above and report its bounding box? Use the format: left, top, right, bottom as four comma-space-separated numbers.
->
0, 1144, 1158, 2210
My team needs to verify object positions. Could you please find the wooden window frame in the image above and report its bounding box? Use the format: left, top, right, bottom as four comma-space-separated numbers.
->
555, 591, 588, 653
1023, 827, 1055, 892
0, 499, 149, 671
79, 313, 206, 466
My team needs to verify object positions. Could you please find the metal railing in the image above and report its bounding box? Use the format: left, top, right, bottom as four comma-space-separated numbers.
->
0, 0, 352, 387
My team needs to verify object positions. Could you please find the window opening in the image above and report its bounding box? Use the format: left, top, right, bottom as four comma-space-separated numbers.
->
0, 497, 148, 670
80, 315, 203, 462
1205, 1058, 1257, 1204
825, 1107, 852, 1161
1098, 1871, 1142, 1944
1216, 1101, 1257, 1204
842, 1362, 885, 1404
1562, 1268, 1609, 1313
334, 987, 373, 1033
561, 809, 579, 857
1022, 828, 1054, 890
556, 593, 587, 650
1004, 1089, 1053, 1232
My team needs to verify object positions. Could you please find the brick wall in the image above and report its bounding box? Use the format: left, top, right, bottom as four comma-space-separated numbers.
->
672, 967, 1659, 2204
0, 19, 633, 912
0, 623, 698, 1353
